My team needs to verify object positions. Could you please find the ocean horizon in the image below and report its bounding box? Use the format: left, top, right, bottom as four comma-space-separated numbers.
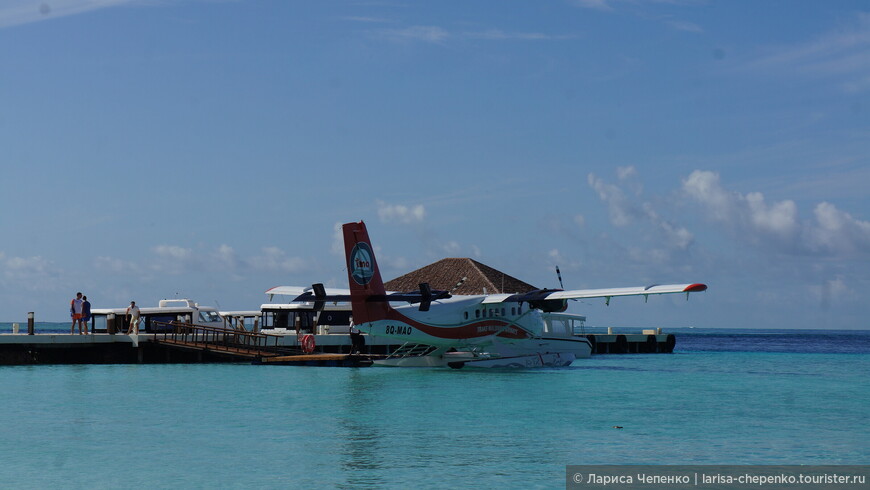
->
1, 327, 867, 488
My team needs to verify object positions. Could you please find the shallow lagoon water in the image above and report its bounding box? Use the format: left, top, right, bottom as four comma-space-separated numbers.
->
0, 328, 867, 488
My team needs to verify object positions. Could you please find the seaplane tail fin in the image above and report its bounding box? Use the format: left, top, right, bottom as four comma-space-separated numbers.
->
343, 221, 390, 325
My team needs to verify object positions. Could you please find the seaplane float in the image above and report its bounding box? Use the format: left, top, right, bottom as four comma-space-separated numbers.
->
284, 221, 707, 369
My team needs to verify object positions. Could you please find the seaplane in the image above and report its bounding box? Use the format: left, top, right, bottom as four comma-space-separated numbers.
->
288, 220, 707, 368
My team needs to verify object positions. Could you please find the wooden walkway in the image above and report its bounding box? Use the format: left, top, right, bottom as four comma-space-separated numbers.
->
150, 321, 294, 359
150, 321, 380, 366
154, 337, 279, 359
258, 353, 384, 367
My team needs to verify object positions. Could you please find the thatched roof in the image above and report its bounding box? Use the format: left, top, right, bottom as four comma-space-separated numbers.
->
385, 258, 537, 295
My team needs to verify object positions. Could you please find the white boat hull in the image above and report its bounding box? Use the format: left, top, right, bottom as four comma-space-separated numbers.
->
372, 337, 589, 368
446, 352, 576, 369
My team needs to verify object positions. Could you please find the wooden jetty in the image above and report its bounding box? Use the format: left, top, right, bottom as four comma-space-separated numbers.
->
1, 319, 678, 365
0, 321, 386, 366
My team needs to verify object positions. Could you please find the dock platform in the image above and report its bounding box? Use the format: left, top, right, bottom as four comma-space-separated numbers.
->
584, 332, 677, 354
0, 324, 678, 365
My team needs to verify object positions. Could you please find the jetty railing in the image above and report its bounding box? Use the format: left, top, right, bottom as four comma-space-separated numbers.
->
152, 321, 299, 358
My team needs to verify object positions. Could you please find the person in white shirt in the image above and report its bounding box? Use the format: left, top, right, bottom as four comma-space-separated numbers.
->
70, 292, 84, 334
125, 301, 141, 335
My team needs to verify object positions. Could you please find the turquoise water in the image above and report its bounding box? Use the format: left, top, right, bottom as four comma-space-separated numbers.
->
1, 328, 868, 488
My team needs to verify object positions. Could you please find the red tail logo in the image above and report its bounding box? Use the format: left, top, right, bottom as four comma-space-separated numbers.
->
343, 221, 390, 325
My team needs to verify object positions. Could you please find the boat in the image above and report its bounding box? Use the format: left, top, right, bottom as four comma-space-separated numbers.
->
218, 290, 413, 355
90, 299, 225, 334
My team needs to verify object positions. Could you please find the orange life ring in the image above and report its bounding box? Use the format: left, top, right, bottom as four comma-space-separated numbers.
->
301, 334, 316, 354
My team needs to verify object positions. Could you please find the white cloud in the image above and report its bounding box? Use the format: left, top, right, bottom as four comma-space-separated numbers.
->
826, 276, 849, 296
331, 221, 345, 256
342, 16, 391, 24
681, 170, 735, 222
589, 171, 694, 251
248, 247, 308, 273
441, 241, 461, 256
642, 202, 694, 250
744, 192, 798, 237
810, 276, 855, 309
374, 25, 576, 44
617, 165, 637, 180
465, 29, 576, 41
628, 246, 670, 266
377, 25, 449, 43
93, 256, 140, 274
153, 245, 193, 261
683, 170, 801, 240
1, 254, 59, 291
740, 12, 870, 93
808, 202, 870, 255
149, 245, 197, 275
1, 0, 135, 29
569, 0, 704, 16
548, 249, 582, 273
4, 255, 51, 277
683, 170, 870, 256
570, 0, 612, 11
588, 173, 634, 226
212, 244, 238, 269
377, 200, 425, 224
1, 0, 242, 29
97, 242, 314, 277
379, 253, 409, 273
666, 20, 703, 33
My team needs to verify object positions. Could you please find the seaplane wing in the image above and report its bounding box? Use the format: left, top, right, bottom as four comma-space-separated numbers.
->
543, 283, 706, 300
269, 284, 448, 308
265, 285, 352, 301
491, 283, 707, 305
289, 287, 450, 310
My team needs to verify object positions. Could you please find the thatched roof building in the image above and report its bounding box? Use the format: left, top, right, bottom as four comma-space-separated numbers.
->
385, 258, 537, 295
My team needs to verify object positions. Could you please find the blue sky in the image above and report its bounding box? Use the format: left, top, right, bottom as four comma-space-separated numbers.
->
1, 0, 868, 328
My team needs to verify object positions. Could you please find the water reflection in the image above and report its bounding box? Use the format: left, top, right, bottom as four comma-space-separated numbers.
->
336, 369, 390, 488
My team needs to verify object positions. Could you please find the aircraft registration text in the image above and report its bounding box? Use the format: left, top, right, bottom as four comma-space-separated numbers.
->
384, 325, 412, 335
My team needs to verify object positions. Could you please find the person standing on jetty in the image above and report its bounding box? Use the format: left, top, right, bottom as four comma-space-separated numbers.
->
125, 301, 140, 335
70, 292, 84, 334
81, 295, 91, 335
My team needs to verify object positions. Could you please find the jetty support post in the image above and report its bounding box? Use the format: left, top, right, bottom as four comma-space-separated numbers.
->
27, 312, 34, 335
